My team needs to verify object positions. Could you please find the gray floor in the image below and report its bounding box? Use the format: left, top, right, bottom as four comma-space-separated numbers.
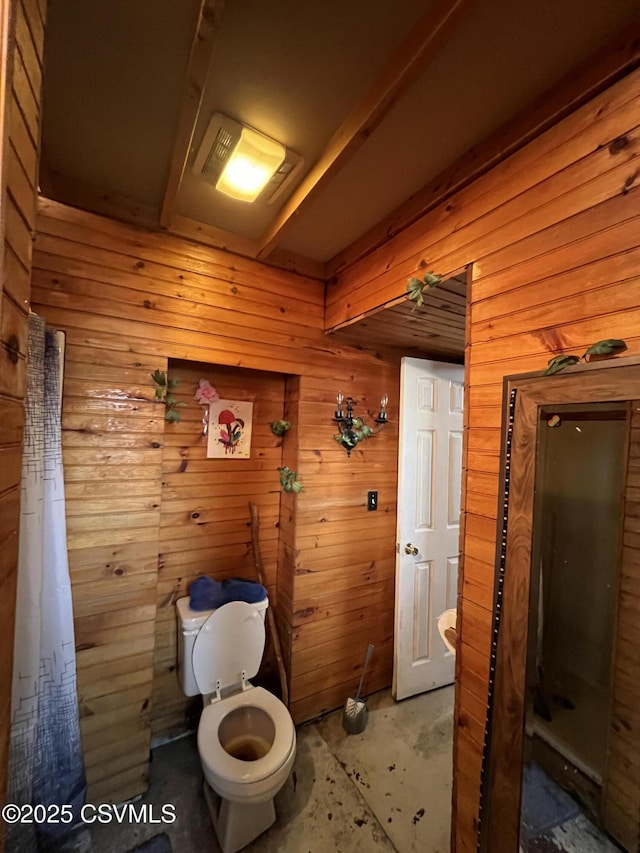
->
88, 685, 455, 853
520, 814, 621, 853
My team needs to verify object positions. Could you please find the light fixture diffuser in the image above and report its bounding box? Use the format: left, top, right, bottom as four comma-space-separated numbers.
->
216, 126, 286, 202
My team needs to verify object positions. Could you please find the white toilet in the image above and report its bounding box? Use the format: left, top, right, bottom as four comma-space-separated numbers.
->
437, 607, 458, 655
176, 596, 296, 853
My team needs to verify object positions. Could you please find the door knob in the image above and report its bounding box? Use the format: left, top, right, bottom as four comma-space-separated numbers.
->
404, 543, 418, 556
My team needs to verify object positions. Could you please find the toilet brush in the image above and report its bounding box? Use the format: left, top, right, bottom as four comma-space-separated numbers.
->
342, 643, 374, 734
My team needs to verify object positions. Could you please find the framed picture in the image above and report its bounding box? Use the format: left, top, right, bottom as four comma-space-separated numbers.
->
207, 400, 253, 458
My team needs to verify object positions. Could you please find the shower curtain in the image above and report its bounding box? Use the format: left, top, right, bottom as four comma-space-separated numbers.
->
7, 314, 86, 852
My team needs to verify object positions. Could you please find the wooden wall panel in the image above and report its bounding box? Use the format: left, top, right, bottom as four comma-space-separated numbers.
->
32, 199, 400, 801
327, 68, 640, 851
275, 373, 300, 681
152, 361, 286, 741
603, 401, 640, 850
0, 0, 46, 828
287, 370, 398, 722
326, 71, 640, 329
64, 340, 164, 801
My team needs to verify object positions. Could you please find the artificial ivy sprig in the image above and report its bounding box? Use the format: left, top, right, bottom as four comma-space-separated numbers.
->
544, 355, 581, 375
270, 420, 291, 437
351, 417, 373, 441
332, 416, 374, 448
582, 339, 627, 360
151, 369, 186, 424
407, 270, 442, 309
277, 466, 303, 493
544, 339, 627, 375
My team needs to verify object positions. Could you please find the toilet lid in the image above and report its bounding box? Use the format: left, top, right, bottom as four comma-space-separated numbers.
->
192, 601, 265, 694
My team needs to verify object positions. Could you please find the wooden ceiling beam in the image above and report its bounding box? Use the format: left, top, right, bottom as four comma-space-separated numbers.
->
326, 20, 640, 279
158, 0, 223, 230
255, 0, 476, 261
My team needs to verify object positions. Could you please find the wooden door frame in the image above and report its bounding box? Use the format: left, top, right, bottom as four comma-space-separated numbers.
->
479, 354, 640, 852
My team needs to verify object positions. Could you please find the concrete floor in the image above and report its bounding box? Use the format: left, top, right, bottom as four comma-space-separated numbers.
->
520, 814, 620, 853
88, 685, 454, 853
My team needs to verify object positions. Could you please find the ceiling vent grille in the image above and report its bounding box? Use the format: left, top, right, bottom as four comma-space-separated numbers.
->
192, 113, 303, 204
201, 126, 235, 179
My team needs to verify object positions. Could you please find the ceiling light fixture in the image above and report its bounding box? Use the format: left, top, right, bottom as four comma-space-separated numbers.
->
216, 126, 286, 203
193, 114, 300, 205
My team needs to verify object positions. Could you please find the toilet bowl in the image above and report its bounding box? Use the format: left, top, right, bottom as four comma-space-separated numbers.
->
198, 685, 296, 803
177, 597, 296, 853
437, 607, 458, 655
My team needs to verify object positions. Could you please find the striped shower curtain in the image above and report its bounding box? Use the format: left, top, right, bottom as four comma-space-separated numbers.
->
7, 314, 86, 851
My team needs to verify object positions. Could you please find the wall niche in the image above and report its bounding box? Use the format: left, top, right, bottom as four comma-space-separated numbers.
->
152, 359, 289, 742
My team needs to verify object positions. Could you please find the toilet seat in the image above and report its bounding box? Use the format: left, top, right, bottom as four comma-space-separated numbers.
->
198, 686, 295, 785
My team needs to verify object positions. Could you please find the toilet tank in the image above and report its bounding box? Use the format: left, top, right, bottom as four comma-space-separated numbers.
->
176, 595, 269, 697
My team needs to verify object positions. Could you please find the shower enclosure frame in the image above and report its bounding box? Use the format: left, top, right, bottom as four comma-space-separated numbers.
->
478, 355, 640, 853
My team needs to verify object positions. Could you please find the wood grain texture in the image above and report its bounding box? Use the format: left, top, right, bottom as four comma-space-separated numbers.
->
327, 69, 640, 329
330, 274, 467, 362
158, 0, 223, 229
328, 70, 640, 853
62, 341, 163, 802
44, 171, 325, 281
32, 198, 400, 799
10, 18, 640, 833
326, 21, 640, 278
482, 385, 538, 852
0, 0, 46, 829
482, 364, 640, 852
603, 400, 640, 851
152, 361, 286, 741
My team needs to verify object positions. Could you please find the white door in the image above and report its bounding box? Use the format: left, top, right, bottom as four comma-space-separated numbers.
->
393, 357, 464, 701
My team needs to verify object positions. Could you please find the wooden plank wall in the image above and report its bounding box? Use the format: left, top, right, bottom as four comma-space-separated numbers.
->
603, 400, 640, 850
152, 360, 286, 741
289, 371, 398, 722
326, 68, 640, 853
31, 198, 399, 802
274, 375, 300, 684
62, 342, 165, 802
0, 0, 46, 824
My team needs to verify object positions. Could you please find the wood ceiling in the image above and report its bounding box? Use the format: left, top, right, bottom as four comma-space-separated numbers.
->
37, 2, 640, 356
40, 0, 640, 269
332, 275, 467, 362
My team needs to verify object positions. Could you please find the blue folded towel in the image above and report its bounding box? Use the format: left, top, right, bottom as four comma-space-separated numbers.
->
189, 576, 267, 611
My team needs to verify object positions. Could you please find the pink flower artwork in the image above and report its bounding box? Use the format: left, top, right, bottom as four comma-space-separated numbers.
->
217, 409, 245, 454
207, 400, 253, 458
194, 378, 219, 405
